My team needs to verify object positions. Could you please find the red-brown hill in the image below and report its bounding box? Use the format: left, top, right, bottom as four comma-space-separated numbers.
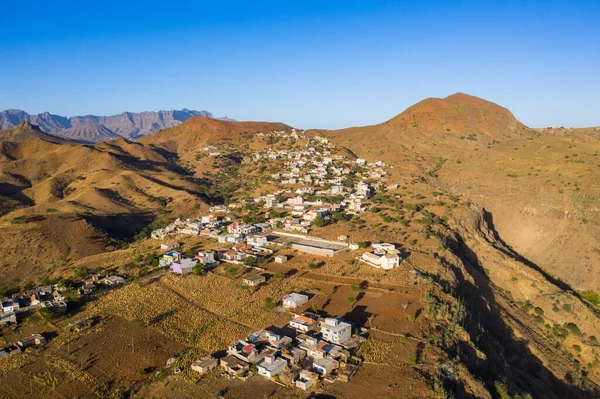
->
139, 116, 292, 154
384, 92, 532, 137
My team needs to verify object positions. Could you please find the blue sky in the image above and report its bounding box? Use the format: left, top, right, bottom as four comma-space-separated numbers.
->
1, 0, 599, 129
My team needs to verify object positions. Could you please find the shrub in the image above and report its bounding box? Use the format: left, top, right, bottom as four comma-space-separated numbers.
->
313, 216, 328, 227
582, 291, 600, 306
346, 296, 356, 306
494, 381, 511, 399
407, 314, 415, 322
534, 307, 544, 316
264, 297, 276, 310
193, 264, 207, 275
565, 322, 582, 336
357, 241, 369, 248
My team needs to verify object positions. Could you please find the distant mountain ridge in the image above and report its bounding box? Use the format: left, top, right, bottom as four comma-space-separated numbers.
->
0, 108, 232, 142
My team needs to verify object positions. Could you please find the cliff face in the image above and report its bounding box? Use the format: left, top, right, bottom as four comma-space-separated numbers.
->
442, 204, 600, 398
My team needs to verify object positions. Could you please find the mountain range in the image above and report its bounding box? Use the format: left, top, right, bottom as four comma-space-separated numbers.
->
0, 108, 232, 142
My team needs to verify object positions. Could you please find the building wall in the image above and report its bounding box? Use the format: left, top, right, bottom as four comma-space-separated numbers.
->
291, 243, 335, 257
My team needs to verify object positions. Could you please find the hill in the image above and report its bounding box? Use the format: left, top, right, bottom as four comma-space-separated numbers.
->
385, 92, 532, 138
323, 93, 600, 292
56, 124, 121, 143
0, 120, 68, 143
139, 116, 292, 154
0, 108, 220, 140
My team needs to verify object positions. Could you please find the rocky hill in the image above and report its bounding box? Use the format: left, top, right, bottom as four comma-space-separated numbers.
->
0, 120, 69, 143
55, 124, 121, 143
0, 108, 221, 141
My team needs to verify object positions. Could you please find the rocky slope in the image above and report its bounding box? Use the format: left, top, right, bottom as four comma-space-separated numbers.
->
55, 124, 121, 143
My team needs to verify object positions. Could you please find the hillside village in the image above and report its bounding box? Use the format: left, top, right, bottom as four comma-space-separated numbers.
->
2, 117, 600, 399
0, 131, 408, 394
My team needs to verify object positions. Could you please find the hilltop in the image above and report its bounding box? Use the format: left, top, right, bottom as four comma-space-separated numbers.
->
139, 116, 292, 154
385, 92, 532, 137
0, 120, 69, 144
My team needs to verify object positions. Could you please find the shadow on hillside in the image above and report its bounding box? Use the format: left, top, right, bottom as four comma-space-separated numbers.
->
81, 212, 155, 240
441, 230, 600, 399
342, 305, 372, 326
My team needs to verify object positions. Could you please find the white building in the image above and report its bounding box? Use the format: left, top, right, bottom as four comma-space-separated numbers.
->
257, 355, 287, 378
247, 235, 268, 247
321, 318, 352, 345
313, 357, 340, 375
295, 369, 318, 390
289, 313, 318, 332
282, 293, 309, 309
361, 252, 400, 270
196, 251, 217, 265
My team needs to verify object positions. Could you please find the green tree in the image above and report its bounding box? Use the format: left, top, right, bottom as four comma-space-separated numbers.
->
193, 263, 207, 275
38, 307, 54, 322
264, 297, 276, 310
346, 296, 356, 306
313, 216, 328, 227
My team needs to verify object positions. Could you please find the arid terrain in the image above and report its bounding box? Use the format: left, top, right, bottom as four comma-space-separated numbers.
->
1, 94, 600, 399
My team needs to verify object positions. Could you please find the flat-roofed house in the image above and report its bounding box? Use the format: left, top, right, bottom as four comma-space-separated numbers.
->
282, 293, 309, 309
321, 318, 352, 345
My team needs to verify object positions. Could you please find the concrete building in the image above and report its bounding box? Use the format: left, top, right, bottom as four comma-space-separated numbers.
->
361, 251, 400, 270
257, 354, 287, 378
296, 369, 318, 390
313, 358, 340, 375
289, 313, 318, 332
191, 356, 218, 374
282, 293, 309, 309
321, 318, 352, 345
243, 275, 266, 287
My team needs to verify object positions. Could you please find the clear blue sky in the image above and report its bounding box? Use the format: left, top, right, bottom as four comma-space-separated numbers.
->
1, 0, 599, 129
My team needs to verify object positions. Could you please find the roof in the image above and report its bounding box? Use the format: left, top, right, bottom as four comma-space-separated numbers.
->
291, 314, 317, 326
244, 275, 265, 282
283, 293, 308, 303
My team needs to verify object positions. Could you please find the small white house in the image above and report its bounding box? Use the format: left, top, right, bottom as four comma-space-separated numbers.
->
247, 235, 268, 247
257, 355, 287, 378
191, 356, 218, 374
296, 369, 318, 390
243, 275, 266, 287
160, 242, 179, 251
282, 293, 309, 309
361, 252, 400, 270
289, 313, 318, 332
274, 255, 288, 264
313, 358, 340, 375
196, 251, 217, 265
